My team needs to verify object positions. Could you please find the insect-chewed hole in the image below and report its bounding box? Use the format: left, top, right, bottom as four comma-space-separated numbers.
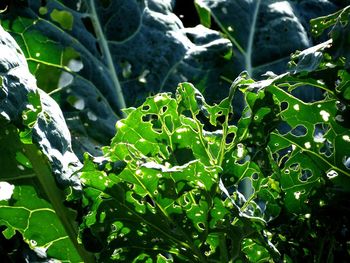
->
142, 104, 150, 111
280, 101, 288, 111
299, 169, 312, 182
161, 106, 168, 114
291, 125, 307, 137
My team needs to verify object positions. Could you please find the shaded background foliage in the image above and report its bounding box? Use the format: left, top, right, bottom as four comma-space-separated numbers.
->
1, 0, 349, 158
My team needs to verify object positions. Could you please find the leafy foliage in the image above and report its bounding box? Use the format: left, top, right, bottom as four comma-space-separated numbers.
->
0, 0, 234, 157
0, 24, 92, 262
79, 5, 350, 262
194, 0, 348, 78
1, 1, 350, 262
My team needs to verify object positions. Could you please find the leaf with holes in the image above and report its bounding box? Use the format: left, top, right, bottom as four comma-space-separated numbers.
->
80, 82, 281, 262
0, 0, 235, 157
0, 24, 93, 262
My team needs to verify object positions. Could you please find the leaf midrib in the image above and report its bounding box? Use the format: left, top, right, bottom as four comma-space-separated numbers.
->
88, 0, 127, 117
245, 0, 261, 76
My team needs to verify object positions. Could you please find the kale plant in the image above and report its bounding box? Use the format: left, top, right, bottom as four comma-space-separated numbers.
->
0, 1, 350, 262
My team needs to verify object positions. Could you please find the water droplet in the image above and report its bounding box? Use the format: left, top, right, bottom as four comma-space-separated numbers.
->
327, 170, 338, 179
251, 173, 259, 180
293, 104, 300, 111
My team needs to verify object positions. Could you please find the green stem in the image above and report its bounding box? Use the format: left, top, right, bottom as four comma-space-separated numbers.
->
88, 0, 127, 117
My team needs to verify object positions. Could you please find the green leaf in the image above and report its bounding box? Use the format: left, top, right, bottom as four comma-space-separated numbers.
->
0, 0, 235, 157
80, 82, 275, 261
267, 84, 350, 212
195, 0, 344, 78
0, 24, 93, 262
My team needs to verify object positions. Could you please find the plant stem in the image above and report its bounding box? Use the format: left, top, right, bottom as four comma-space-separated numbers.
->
88, 0, 127, 117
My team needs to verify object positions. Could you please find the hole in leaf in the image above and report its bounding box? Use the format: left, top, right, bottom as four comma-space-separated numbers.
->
280, 101, 288, 111
291, 125, 307, 137
327, 170, 338, 179
161, 106, 168, 114
275, 146, 293, 167
144, 195, 155, 207
313, 123, 329, 143
319, 140, 333, 157
289, 163, 300, 171
336, 101, 346, 112
197, 222, 205, 231
142, 104, 150, 111
276, 121, 292, 135
226, 132, 235, 144
251, 173, 259, 181
343, 156, 350, 170
299, 169, 312, 182
82, 17, 97, 38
